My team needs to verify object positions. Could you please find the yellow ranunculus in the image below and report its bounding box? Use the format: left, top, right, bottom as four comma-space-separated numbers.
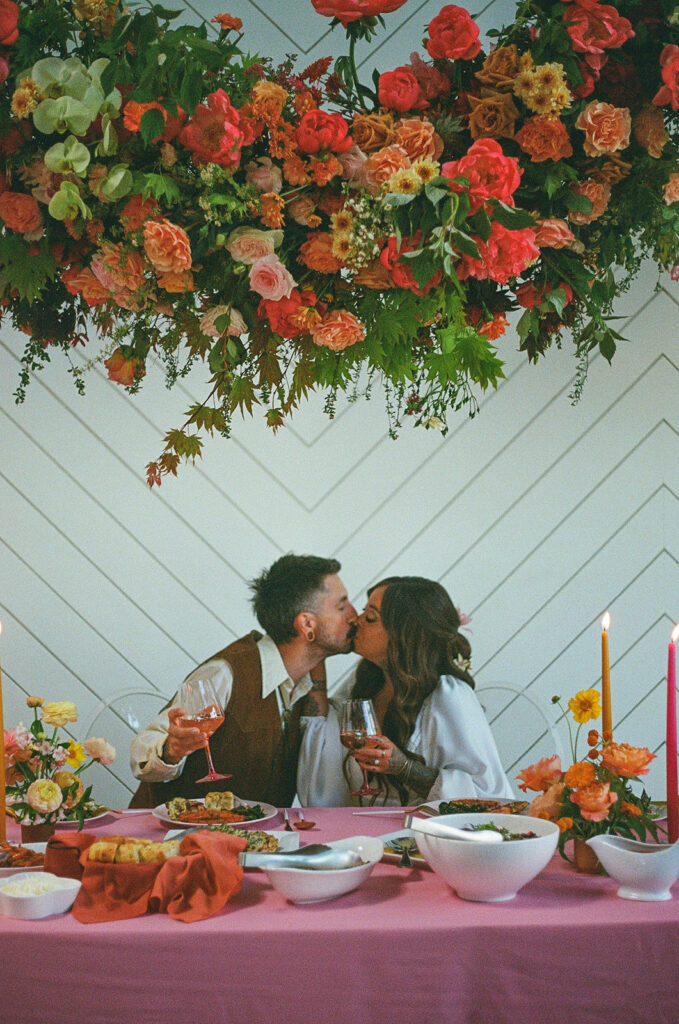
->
567, 689, 601, 724
26, 779, 63, 814
41, 701, 78, 727
65, 741, 87, 768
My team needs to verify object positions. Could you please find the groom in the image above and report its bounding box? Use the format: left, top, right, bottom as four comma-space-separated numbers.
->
129, 553, 357, 807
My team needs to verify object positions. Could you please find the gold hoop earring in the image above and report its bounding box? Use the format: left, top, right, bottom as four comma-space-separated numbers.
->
307, 631, 315, 642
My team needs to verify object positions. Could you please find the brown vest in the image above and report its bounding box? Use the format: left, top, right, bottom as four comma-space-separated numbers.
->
130, 632, 303, 808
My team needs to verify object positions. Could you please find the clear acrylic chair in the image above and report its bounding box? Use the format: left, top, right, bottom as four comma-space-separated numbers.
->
475, 682, 565, 780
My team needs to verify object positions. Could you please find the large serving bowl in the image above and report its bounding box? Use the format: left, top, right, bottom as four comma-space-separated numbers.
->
261, 836, 383, 904
414, 813, 559, 902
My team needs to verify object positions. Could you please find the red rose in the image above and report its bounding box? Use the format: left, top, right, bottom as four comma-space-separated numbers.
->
294, 110, 352, 154
179, 89, 244, 168
0, 0, 19, 46
441, 138, 521, 214
426, 5, 481, 61
311, 0, 407, 27
653, 45, 679, 110
563, 1, 634, 56
258, 289, 317, 338
378, 68, 424, 113
379, 232, 441, 295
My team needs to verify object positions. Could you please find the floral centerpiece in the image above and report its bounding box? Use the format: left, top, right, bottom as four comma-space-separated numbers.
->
517, 688, 658, 867
1, 0, 679, 481
4, 695, 116, 833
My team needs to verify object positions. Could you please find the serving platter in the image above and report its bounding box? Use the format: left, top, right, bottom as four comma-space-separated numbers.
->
54, 809, 111, 828
152, 797, 278, 828
0, 842, 47, 876
416, 797, 530, 817
164, 827, 299, 853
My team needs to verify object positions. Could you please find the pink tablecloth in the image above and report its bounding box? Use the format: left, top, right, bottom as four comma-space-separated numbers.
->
1, 807, 678, 1024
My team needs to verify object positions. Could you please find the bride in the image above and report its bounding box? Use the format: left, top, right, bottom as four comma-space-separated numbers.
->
296, 576, 514, 806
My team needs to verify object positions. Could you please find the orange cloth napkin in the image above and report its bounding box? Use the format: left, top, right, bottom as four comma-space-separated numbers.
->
67, 831, 246, 924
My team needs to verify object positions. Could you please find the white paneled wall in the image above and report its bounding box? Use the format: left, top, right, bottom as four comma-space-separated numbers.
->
1, 0, 678, 807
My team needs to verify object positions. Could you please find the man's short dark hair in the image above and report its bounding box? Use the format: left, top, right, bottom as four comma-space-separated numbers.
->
250, 554, 341, 645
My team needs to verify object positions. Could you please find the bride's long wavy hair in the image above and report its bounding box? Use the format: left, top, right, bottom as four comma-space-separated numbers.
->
350, 577, 474, 799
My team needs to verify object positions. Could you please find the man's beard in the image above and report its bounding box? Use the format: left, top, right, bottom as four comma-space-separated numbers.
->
316, 622, 356, 656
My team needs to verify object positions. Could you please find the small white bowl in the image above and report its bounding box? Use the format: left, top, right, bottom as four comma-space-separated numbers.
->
414, 813, 559, 902
0, 872, 81, 919
261, 836, 383, 904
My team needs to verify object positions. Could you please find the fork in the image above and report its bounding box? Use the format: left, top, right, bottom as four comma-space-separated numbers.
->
282, 808, 293, 832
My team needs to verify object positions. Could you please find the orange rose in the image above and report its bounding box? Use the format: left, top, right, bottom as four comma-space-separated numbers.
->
143, 218, 192, 274
575, 100, 631, 157
251, 81, 288, 124
633, 105, 668, 158
570, 781, 617, 822
599, 742, 655, 778
298, 231, 343, 273
568, 179, 610, 225
105, 348, 146, 386
351, 111, 395, 153
528, 780, 565, 819
61, 266, 110, 306
475, 45, 520, 91
467, 91, 519, 140
515, 116, 573, 162
393, 117, 443, 160
517, 754, 563, 793
363, 145, 410, 192
0, 190, 42, 234
534, 218, 575, 249
312, 309, 365, 350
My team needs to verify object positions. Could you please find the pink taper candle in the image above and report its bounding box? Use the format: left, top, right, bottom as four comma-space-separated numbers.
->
667, 623, 679, 844
601, 612, 612, 740
0, 622, 5, 843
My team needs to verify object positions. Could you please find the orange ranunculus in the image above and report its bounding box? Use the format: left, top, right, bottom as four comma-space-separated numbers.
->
120, 194, 159, 233
105, 348, 146, 386
568, 179, 610, 225
565, 760, 597, 788
61, 266, 110, 306
363, 144, 410, 192
570, 781, 617, 822
251, 81, 288, 125
475, 45, 520, 91
143, 218, 192, 274
514, 116, 573, 162
528, 781, 565, 819
467, 91, 519, 140
351, 111, 395, 153
633, 105, 669, 158
516, 754, 563, 793
298, 232, 343, 273
575, 100, 631, 157
0, 190, 42, 234
393, 117, 443, 160
600, 742, 655, 778
312, 309, 365, 350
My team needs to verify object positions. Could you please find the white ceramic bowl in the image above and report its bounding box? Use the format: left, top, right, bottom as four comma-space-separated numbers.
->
414, 813, 559, 901
261, 836, 383, 904
0, 872, 81, 919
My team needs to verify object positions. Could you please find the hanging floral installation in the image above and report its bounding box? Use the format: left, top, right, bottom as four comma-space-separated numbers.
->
1, 0, 678, 482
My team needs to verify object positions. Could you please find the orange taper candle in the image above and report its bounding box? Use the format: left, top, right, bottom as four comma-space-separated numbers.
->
601, 612, 612, 740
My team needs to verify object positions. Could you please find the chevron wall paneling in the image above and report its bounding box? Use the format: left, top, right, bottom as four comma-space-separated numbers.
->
1, 0, 678, 807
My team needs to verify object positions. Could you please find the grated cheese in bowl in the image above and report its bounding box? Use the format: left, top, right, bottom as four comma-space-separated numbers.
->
1, 874, 75, 897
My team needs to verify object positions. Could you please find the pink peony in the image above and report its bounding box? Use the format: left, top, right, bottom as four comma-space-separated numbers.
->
442, 139, 521, 214
426, 4, 481, 61
310, 0, 407, 27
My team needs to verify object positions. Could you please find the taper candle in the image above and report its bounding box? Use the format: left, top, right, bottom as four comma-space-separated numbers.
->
0, 622, 5, 843
601, 612, 612, 739
667, 623, 679, 844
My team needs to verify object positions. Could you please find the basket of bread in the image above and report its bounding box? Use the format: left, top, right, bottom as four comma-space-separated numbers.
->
86, 836, 180, 864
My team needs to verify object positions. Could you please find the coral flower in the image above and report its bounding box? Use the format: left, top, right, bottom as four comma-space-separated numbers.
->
570, 781, 617, 822
516, 754, 563, 792
143, 218, 192, 274
600, 742, 655, 778
567, 688, 601, 724
180, 88, 244, 168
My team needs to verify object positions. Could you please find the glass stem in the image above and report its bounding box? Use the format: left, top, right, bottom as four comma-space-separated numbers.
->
204, 741, 218, 778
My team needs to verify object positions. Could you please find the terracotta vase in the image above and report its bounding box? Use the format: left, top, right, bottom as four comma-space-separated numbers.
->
573, 838, 603, 874
20, 821, 56, 844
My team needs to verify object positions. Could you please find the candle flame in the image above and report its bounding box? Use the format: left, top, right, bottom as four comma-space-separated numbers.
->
672, 623, 679, 644
601, 611, 611, 632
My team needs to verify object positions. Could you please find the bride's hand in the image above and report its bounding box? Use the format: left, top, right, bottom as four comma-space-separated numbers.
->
353, 736, 407, 775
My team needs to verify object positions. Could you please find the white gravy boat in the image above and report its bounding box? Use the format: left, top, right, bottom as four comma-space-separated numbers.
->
586, 834, 679, 901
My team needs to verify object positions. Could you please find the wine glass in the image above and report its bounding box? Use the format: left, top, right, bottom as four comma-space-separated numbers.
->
177, 676, 230, 783
339, 699, 380, 797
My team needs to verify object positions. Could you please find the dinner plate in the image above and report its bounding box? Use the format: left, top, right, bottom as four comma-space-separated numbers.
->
0, 843, 47, 876
152, 797, 278, 828
163, 828, 299, 853
418, 797, 530, 817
